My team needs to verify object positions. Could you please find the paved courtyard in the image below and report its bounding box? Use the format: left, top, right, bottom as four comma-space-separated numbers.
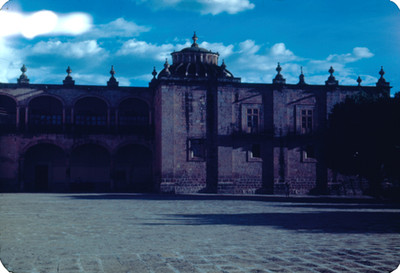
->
0, 193, 399, 273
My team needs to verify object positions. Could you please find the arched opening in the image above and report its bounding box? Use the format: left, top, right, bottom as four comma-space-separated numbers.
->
29, 96, 63, 132
23, 143, 67, 192
118, 98, 150, 133
74, 97, 108, 133
70, 144, 111, 192
0, 95, 17, 132
113, 144, 153, 192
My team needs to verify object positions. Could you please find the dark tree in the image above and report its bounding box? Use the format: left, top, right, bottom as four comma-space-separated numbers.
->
325, 92, 400, 197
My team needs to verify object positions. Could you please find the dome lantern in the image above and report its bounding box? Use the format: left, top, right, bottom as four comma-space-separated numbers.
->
157, 33, 237, 81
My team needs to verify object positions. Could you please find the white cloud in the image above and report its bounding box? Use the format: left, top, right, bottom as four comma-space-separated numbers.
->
117, 39, 175, 61
0, 38, 23, 83
197, 0, 255, 15
21, 10, 58, 39
30, 40, 106, 58
326, 47, 374, 63
239, 40, 260, 55
270, 43, 294, 58
235, 41, 298, 74
199, 42, 234, 58
0, 10, 92, 38
90, 18, 150, 38
133, 73, 154, 83
135, 0, 254, 15
353, 47, 374, 59
71, 73, 109, 85
55, 12, 92, 35
226, 40, 376, 86
117, 39, 235, 62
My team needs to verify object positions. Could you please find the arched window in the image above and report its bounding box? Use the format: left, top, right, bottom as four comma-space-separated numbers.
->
118, 98, 149, 133
74, 97, 108, 133
29, 96, 63, 132
0, 95, 17, 132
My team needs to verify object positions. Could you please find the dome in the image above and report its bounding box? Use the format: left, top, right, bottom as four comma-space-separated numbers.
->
157, 33, 236, 81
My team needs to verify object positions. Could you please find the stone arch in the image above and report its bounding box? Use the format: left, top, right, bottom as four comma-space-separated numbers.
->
28, 95, 63, 132
74, 96, 108, 133
116, 96, 151, 110
72, 94, 110, 108
21, 139, 67, 155
26, 93, 66, 107
118, 98, 150, 133
0, 94, 17, 131
113, 144, 153, 192
23, 143, 67, 192
69, 139, 111, 154
70, 143, 111, 192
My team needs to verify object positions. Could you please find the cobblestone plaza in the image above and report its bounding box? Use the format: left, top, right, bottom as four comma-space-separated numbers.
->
0, 194, 399, 273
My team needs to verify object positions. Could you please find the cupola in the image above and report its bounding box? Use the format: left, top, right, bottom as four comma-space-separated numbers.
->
157, 32, 238, 81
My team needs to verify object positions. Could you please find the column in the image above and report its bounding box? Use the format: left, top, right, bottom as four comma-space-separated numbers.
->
16, 106, 20, 130
24, 106, 29, 131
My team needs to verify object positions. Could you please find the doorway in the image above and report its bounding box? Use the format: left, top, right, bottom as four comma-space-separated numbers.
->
35, 164, 48, 191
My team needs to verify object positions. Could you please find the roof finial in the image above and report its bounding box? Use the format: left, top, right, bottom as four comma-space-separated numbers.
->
192, 31, 199, 48
17, 64, 29, 85
298, 66, 305, 85
357, 76, 362, 86
110, 65, 115, 76
152, 66, 157, 79
376, 66, 390, 87
21, 64, 27, 74
273, 62, 286, 84
164, 58, 170, 69
107, 65, 118, 87
325, 66, 338, 86
163, 58, 171, 76
276, 62, 282, 74
329, 66, 334, 76
379, 66, 385, 77
221, 59, 226, 69
63, 66, 75, 86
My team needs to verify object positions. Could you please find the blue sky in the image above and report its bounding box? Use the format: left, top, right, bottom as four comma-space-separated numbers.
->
0, 0, 399, 94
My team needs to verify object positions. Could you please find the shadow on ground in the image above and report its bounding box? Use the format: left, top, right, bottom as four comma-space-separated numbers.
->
154, 211, 400, 234
64, 194, 400, 234
64, 193, 398, 204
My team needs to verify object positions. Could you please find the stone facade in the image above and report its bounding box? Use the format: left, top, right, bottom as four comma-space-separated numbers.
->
0, 35, 391, 194
0, 79, 154, 192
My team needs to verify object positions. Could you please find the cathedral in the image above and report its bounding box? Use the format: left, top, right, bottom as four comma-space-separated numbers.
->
0, 34, 391, 194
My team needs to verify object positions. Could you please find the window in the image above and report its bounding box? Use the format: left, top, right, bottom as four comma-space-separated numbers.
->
74, 97, 108, 131
301, 109, 313, 134
28, 96, 63, 132
248, 144, 262, 162
304, 145, 315, 159
75, 114, 106, 126
247, 108, 259, 132
118, 99, 149, 127
242, 104, 262, 133
188, 139, 206, 161
31, 113, 62, 125
251, 144, 261, 158
302, 145, 317, 163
